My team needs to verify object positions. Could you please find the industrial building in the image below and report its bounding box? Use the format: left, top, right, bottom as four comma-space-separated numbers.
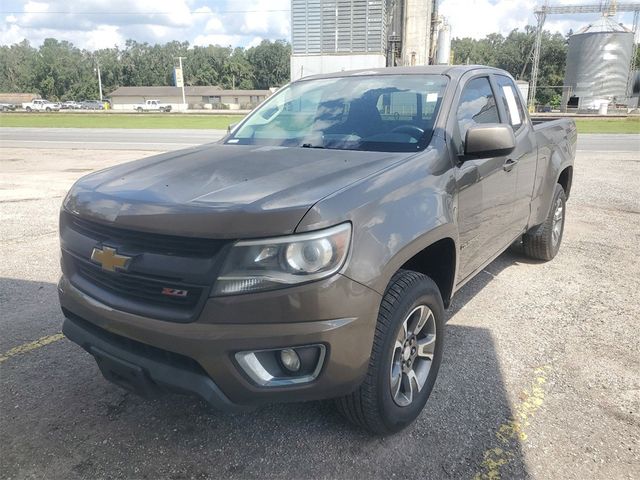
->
562, 16, 635, 110
108, 86, 272, 111
290, 0, 448, 81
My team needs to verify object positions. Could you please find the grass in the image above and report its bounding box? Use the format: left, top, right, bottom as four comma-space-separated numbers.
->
1, 112, 639, 134
574, 117, 640, 134
0, 113, 245, 130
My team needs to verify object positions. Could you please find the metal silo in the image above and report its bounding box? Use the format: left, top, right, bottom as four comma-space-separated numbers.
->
562, 16, 634, 110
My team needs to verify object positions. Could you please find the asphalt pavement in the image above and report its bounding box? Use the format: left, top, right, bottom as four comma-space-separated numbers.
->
1, 132, 639, 479
1, 128, 638, 152
0, 128, 227, 151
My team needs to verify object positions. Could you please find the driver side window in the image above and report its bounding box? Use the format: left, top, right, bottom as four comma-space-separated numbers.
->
456, 77, 499, 152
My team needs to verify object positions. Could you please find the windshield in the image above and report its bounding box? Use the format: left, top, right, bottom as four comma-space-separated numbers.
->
226, 74, 448, 152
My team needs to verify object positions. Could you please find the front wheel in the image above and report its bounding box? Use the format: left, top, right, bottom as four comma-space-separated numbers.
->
522, 183, 567, 261
336, 270, 444, 434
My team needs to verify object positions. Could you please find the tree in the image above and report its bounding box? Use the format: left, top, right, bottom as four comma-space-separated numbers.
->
451, 26, 568, 105
246, 40, 291, 89
0, 37, 291, 98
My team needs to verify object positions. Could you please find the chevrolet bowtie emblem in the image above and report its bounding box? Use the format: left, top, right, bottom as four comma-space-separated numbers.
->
90, 246, 132, 272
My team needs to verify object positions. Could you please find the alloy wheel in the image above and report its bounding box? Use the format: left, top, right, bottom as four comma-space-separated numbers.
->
389, 305, 437, 407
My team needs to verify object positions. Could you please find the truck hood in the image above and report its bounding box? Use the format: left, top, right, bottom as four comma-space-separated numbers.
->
64, 143, 408, 238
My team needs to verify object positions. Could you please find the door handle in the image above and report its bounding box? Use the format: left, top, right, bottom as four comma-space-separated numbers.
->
503, 158, 519, 172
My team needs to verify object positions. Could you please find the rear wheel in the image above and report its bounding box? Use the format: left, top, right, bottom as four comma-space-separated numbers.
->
136, 107, 143, 113
336, 270, 444, 434
522, 183, 566, 261
26, 107, 32, 112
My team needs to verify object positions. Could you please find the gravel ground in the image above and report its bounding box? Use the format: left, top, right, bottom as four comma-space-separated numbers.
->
1, 137, 639, 480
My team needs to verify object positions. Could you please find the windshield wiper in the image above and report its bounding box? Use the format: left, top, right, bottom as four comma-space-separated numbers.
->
301, 143, 326, 149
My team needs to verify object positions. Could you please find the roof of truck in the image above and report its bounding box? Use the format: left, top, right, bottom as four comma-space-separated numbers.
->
295, 65, 506, 83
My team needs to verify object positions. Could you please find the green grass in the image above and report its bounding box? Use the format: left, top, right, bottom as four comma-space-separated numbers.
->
574, 118, 640, 134
0, 113, 245, 130
2, 112, 639, 134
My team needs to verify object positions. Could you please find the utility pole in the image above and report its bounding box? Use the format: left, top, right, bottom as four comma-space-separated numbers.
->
94, 62, 103, 102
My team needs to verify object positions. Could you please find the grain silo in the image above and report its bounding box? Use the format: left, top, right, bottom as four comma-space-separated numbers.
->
562, 16, 634, 110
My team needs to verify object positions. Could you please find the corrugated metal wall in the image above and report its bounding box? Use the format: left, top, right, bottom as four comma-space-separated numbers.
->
291, 0, 387, 55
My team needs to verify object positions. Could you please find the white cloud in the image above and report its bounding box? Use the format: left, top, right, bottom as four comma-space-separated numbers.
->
85, 25, 125, 50
440, 0, 637, 39
204, 17, 224, 33
193, 33, 244, 47
3, 0, 635, 51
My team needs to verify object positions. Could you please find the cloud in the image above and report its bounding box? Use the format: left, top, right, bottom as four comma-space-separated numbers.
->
440, 0, 637, 39
1, 0, 636, 50
0, 0, 290, 49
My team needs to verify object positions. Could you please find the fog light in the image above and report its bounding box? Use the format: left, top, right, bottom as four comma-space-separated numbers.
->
280, 348, 301, 373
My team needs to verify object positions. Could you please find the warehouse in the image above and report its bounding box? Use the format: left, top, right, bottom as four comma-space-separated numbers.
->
108, 86, 273, 111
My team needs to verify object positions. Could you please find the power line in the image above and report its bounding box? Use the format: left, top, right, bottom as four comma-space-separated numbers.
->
1, 9, 291, 15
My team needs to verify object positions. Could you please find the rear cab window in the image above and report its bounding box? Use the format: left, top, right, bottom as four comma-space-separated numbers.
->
495, 75, 528, 133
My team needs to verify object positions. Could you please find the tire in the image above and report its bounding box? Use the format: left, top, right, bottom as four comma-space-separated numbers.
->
336, 270, 445, 434
46, 107, 51, 112
522, 183, 567, 261
26, 107, 32, 112
136, 107, 143, 113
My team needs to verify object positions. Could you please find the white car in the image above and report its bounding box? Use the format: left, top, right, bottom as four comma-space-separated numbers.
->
22, 99, 61, 112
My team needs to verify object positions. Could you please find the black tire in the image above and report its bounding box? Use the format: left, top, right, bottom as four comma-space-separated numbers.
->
336, 269, 445, 434
136, 107, 143, 113
522, 183, 567, 261
26, 107, 32, 112
46, 107, 51, 112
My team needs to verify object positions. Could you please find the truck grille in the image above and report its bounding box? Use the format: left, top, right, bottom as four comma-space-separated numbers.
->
61, 211, 227, 322
74, 260, 202, 308
66, 213, 224, 257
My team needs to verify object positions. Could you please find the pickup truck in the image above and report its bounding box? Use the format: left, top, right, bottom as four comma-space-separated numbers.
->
22, 99, 60, 112
135, 99, 172, 112
59, 66, 576, 434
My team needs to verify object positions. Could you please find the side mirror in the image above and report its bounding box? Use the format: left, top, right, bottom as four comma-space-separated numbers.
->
464, 124, 516, 158
227, 122, 238, 134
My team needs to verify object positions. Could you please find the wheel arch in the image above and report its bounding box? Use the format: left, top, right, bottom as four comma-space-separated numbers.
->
397, 237, 457, 308
557, 165, 573, 198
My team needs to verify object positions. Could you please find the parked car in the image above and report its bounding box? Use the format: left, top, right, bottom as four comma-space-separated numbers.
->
22, 99, 60, 112
80, 100, 104, 110
59, 66, 576, 434
61, 101, 83, 110
135, 99, 172, 112
0, 102, 17, 112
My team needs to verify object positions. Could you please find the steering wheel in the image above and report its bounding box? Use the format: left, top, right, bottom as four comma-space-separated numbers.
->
390, 125, 425, 140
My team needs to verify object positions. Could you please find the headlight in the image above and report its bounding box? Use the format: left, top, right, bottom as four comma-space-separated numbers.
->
213, 223, 351, 295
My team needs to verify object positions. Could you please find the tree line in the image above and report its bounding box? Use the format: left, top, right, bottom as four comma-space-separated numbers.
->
452, 27, 568, 106
0, 39, 291, 101
1, 28, 637, 104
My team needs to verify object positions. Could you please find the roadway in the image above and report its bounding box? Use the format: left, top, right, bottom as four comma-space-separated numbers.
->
1, 128, 639, 152
0, 128, 227, 151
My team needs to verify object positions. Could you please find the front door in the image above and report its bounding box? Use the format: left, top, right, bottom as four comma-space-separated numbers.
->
453, 76, 519, 280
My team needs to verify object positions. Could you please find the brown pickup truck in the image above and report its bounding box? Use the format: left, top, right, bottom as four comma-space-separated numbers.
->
59, 65, 576, 434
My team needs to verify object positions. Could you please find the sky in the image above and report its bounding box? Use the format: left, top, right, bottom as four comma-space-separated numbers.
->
0, 0, 637, 50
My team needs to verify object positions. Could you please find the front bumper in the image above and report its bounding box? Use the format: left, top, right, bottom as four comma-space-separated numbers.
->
59, 274, 381, 409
